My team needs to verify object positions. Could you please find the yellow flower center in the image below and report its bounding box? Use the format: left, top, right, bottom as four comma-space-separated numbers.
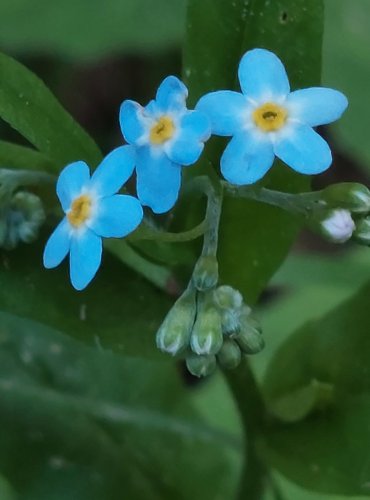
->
150, 115, 175, 145
253, 102, 288, 132
67, 194, 92, 228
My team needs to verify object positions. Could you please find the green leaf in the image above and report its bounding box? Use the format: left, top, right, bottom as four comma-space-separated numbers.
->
323, 0, 370, 172
0, 235, 172, 358
184, 0, 324, 303
0, 310, 239, 499
0, 140, 57, 171
0, 0, 186, 62
0, 52, 101, 170
260, 281, 370, 495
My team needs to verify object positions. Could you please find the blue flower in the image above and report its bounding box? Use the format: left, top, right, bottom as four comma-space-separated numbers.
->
196, 48, 348, 185
119, 76, 211, 214
43, 146, 143, 291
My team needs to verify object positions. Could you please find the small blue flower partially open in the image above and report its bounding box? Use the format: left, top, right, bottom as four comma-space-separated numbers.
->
119, 76, 211, 214
196, 48, 348, 185
43, 146, 143, 290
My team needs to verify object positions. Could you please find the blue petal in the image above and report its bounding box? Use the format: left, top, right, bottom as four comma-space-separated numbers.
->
221, 132, 274, 185
196, 91, 248, 136
43, 218, 71, 269
287, 87, 348, 127
136, 147, 181, 214
69, 229, 102, 291
238, 49, 290, 101
165, 111, 210, 166
274, 124, 332, 174
56, 161, 90, 212
119, 100, 146, 144
89, 146, 135, 197
155, 76, 188, 113
88, 194, 143, 238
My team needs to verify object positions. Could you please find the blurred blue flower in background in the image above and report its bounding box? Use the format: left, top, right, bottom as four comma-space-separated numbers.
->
43, 146, 143, 290
197, 48, 348, 185
120, 76, 211, 214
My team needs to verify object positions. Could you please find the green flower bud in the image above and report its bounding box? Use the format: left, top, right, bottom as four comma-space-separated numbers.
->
156, 289, 196, 356
0, 191, 45, 250
213, 285, 243, 310
186, 354, 216, 378
234, 316, 264, 355
322, 182, 370, 214
217, 339, 241, 370
311, 208, 355, 244
192, 255, 219, 291
190, 303, 223, 356
353, 216, 370, 245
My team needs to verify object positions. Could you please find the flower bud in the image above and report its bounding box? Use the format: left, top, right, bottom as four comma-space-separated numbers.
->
217, 339, 241, 370
322, 183, 370, 214
192, 255, 218, 291
314, 209, 355, 244
156, 289, 196, 356
186, 354, 216, 378
234, 316, 264, 355
190, 303, 223, 356
213, 285, 243, 310
353, 217, 370, 245
0, 191, 45, 250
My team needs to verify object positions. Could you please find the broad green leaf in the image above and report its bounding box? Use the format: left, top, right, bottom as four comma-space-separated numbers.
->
0, 140, 56, 171
0, 234, 172, 358
259, 281, 370, 495
184, 0, 324, 303
0, 311, 239, 499
252, 247, 370, 382
323, 0, 370, 172
0, 52, 101, 170
0, 0, 186, 62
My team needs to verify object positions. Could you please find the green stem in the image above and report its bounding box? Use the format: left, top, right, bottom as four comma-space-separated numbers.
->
200, 177, 223, 257
0, 168, 55, 188
129, 219, 206, 243
224, 359, 267, 500
223, 182, 323, 217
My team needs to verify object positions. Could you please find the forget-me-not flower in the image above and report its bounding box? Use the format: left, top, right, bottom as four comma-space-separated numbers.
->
43, 146, 143, 290
196, 48, 348, 185
119, 76, 211, 214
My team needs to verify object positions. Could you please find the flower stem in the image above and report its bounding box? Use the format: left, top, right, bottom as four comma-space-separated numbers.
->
224, 359, 267, 500
223, 182, 323, 217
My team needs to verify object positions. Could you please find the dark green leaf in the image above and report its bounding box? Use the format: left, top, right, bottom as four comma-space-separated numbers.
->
0, 0, 186, 62
0, 234, 172, 358
0, 140, 56, 172
0, 52, 101, 170
0, 310, 239, 499
184, 0, 324, 303
260, 281, 370, 495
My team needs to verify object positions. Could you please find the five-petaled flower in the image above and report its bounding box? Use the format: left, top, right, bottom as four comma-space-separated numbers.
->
196, 48, 348, 185
119, 76, 211, 214
43, 146, 143, 290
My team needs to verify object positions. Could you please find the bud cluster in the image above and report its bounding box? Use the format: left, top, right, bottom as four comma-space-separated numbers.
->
309, 183, 370, 245
156, 283, 264, 377
0, 191, 45, 250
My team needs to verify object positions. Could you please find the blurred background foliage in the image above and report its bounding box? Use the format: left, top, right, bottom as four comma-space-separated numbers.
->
0, 0, 369, 499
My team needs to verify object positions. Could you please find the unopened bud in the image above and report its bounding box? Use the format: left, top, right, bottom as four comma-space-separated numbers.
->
156, 289, 196, 356
0, 191, 45, 250
192, 255, 219, 291
234, 316, 264, 355
186, 354, 216, 378
190, 303, 223, 355
353, 217, 370, 245
322, 183, 370, 214
213, 285, 243, 310
217, 339, 241, 370
315, 209, 355, 244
